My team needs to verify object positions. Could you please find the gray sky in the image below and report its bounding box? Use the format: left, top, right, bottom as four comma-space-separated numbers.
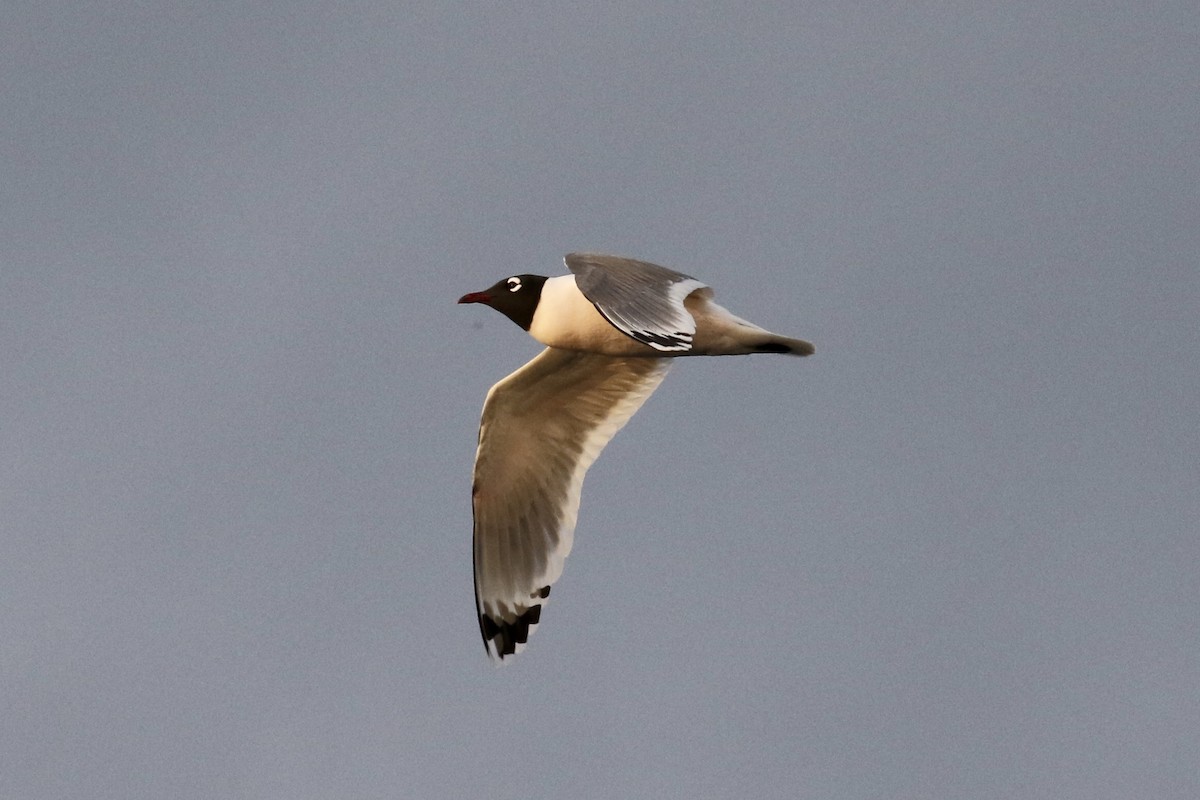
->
3, 3, 1197, 798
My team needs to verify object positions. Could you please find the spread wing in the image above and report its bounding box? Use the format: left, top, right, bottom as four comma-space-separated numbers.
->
471, 347, 671, 661
565, 252, 710, 352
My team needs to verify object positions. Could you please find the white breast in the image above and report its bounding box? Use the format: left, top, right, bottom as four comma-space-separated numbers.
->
528, 275, 651, 355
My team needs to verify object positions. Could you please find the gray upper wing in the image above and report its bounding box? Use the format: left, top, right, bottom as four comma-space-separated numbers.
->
565, 252, 710, 352
472, 347, 671, 660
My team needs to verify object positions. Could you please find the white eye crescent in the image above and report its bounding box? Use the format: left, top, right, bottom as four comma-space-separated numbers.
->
506, 277, 521, 292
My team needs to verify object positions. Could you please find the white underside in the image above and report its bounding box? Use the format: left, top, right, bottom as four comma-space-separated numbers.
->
527, 276, 647, 355
528, 274, 797, 357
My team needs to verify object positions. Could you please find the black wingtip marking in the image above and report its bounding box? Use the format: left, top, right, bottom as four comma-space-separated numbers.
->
591, 303, 693, 351
755, 338, 815, 355
481, 604, 544, 659
630, 329, 693, 350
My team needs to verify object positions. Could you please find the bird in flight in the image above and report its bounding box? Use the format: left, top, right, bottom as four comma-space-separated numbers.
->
459, 253, 814, 661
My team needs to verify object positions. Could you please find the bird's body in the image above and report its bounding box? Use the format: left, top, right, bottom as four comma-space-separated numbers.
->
527, 275, 637, 355
528, 273, 812, 358
459, 253, 813, 661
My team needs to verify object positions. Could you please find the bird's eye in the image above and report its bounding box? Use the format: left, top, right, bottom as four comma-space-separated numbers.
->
506, 277, 521, 292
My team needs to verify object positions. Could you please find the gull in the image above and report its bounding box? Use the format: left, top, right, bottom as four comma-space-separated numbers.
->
459, 253, 814, 660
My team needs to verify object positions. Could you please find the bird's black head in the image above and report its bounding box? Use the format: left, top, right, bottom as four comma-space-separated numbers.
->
457, 274, 548, 331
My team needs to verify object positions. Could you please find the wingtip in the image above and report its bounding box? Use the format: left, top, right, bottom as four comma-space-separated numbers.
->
479, 601, 545, 662
753, 337, 814, 356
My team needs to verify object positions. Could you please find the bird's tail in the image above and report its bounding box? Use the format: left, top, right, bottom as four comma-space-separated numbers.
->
691, 319, 815, 357
746, 332, 815, 356
684, 296, 815, 357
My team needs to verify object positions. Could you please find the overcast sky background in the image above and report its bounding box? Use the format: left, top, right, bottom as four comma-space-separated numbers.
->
3, 3, 1198, 798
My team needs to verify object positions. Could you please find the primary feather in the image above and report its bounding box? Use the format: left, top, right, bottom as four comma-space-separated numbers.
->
471, 348, 671, 660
